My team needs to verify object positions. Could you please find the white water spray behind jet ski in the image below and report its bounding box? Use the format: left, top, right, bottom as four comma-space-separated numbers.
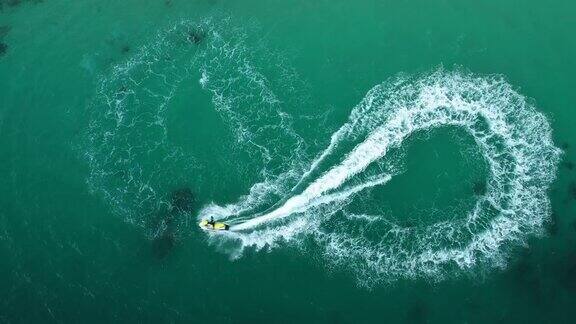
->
198, 70, 561, 284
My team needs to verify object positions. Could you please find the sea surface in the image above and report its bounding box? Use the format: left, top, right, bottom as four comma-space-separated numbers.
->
1, 0, 576, 323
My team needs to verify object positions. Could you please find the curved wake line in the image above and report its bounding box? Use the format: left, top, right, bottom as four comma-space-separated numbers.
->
232, 108, 467, 231
204, 70, 561, 284
231, 174, 393, 230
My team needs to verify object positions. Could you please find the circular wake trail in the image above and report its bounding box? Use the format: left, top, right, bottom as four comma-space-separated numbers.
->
210, 70, 561, 284
84, 18, 309, 234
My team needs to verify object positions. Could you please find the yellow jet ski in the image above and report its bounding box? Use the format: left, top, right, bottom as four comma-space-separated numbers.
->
199, 218, 229, 231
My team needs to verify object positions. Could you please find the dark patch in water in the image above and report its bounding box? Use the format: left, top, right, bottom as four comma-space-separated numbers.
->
117, 85, 127, 93
170, 187, 195, 213
565, 263, 576, 292
563, 161, 575, 171
508, 249, 544, 301
164, 0, 172, 6
406, 301, 428, 324
148, 188, 196, 260
511, 257, 535, 282
559, 252, 576, 293
151, 233, 175, 260
0, 0, 44, 11
0, 42, 7, 57
149, 210, 177, 260
572, 220, 576, 232
569, 181, 576, 199
472, 180, 486, 196
1, 0, 20, 8
187, 29, 205, 45
324, 310, 343, 324
561, 142, 569, 150
0, 25, 10, 38
120, 44, 130, 54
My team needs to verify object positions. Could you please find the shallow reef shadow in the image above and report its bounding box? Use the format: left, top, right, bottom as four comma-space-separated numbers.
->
0, 0, 45, 11
555, 250, 576, 294
151, 233, 175, 260
0, 42, 7, 57
507, 248, 545, 302
568, 181, 576, 200
186, 27, 206, 45
149, 187, 196, 260
405, 300, 429, 324
120, 44, 130, 54
170, 187, 195, 214
472, 180, 487, 196
0, 25, 10, 38
562, 161, 575, 171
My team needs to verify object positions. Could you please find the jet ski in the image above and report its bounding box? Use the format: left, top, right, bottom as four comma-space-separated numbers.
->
199, 218, 229, 231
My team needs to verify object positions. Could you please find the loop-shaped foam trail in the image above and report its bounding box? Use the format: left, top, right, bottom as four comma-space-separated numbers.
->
82, 17, 561, 285
204, 70, 561, 285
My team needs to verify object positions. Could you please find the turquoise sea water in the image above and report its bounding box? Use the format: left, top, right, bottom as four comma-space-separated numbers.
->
1, 0, 576, 322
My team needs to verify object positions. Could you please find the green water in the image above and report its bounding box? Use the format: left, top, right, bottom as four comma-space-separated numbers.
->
1, 0, 576, 323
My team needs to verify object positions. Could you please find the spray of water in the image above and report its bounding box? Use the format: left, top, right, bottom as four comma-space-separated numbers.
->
201, 70, 561, 284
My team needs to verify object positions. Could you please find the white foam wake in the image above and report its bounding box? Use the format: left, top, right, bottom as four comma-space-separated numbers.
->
84, 18, 311, 234
202, 70, 561, 284
82, 16, 561, 284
